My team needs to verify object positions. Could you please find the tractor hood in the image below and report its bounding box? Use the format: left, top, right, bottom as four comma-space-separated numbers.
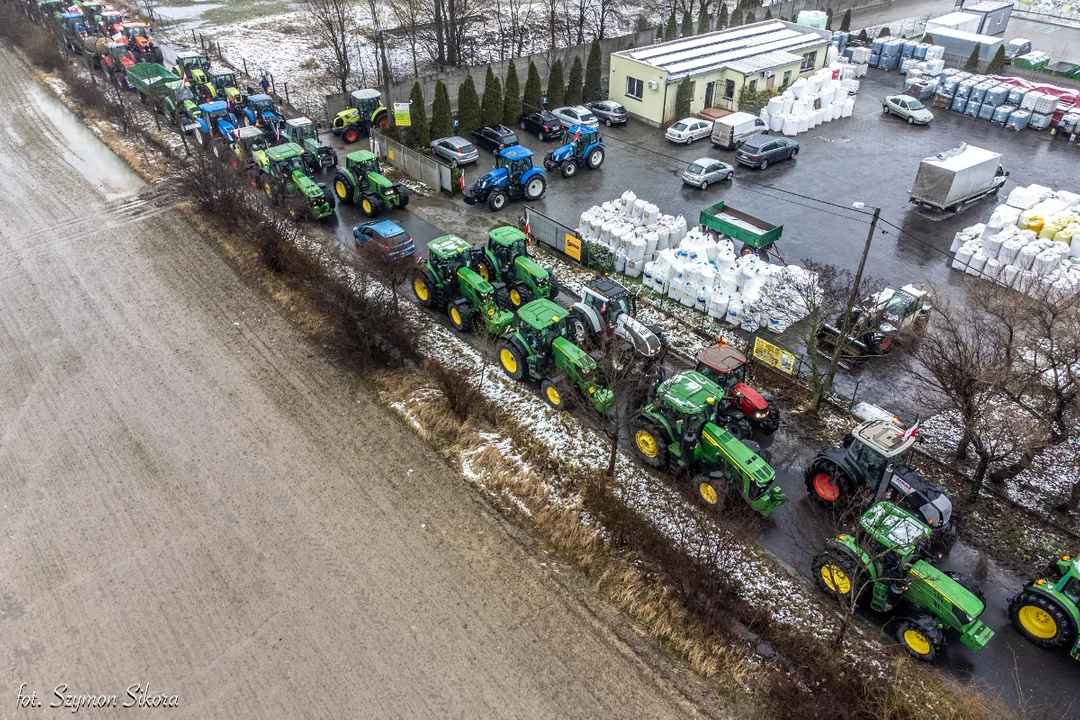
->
908, 560, 994, 650
191, 68, 209, 84
475, 168, 508, 189
548, 143, 574, 163
291, 171, 324, 199
366, 172, 394, 191
333, 108, 359, 128
456, 266, 494, 295
731, 381, 768, 413
614, 314, 664, 358
700, 423, 786, 517
514, 255, 549, 283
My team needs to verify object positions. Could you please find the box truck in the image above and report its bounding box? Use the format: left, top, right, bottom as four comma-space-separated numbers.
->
909, 144, 1008, 213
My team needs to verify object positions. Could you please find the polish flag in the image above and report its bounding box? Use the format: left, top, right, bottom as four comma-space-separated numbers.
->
897, 421, 919, 439
523, 219, 531, 236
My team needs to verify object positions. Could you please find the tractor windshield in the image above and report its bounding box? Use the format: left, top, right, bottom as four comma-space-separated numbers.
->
1063, 576, 1079, 603
726, 363, 746, 387
176, 88, 195, 102
126, 26, 146, 37
214, 73, 235, 88
884, 292, 918, 321
293, 124, 317, 142
254, 99, 274, 112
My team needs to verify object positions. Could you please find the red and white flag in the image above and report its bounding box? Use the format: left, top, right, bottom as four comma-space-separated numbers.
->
897, 421, 919, 439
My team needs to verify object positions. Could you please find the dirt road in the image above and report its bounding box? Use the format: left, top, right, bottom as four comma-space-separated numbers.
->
0, 48, 711, 719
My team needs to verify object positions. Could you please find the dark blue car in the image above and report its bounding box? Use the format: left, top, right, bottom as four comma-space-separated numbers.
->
353, 219, 415, 260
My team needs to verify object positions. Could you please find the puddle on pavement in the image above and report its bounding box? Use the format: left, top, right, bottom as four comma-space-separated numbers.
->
22, 79, 143, 199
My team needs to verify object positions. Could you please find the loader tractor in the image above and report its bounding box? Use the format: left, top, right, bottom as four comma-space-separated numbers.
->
819, 284, 931, 356
631, 370, 787, 516
282, 116, 338, 171
119, 22, 162, 63
258, 143, 335, 221
228, 126, 269, 178
1009, 554, 1080, 660
472, 226, 557, 308
543, 125, 605, 178
694, 340, 781, 434
813, 501, 994, 662
333, 150, 409, 217
412, 235, 515, 335
568, 276, 666, 363
804, 419, 955, 541
331, 89, 389, 143
205, 68, 243, 109
497, 299, 615, 415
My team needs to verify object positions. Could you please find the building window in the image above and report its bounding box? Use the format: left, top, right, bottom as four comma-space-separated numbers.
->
724, 79, 735, 100
748, 79, 758, 93
626, 76, 644, 100
689, 81, 696, 101
783, 70, 792, 86
801, 51, 817, 71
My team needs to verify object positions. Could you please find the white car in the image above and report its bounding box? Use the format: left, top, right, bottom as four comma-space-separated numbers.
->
665, 117, 713, 144
550, 105, 599, 129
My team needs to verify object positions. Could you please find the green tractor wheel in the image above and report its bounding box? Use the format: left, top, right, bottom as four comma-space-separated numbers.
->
394, 184, 410, 208
1009, 591, 1077, 649
895, 616, 945, 662
413, 271, 436, 308
475, 258, 495, 282
812, 549, 865, 602
261, 176, 278, 204
693, 473, 729, 508
497, 340, 526, 381
540, 378, 565, 411
448, 302, 473, 332
630, 420, 669, 469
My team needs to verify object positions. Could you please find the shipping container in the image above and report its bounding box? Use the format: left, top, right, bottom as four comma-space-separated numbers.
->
960, 0, 1013, 35
926, 11, 983, 35
923, 28, 1005, 63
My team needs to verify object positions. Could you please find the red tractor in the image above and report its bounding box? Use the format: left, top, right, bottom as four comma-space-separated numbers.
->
694, 340, 781, 435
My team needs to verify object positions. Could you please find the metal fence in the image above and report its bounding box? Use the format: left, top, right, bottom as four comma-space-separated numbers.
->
371, 131, 454, 194
524, 206, 615, 272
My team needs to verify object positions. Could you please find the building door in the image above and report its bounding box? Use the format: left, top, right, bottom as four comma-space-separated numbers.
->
766, 74, 775, 91
704, 81, 715, 108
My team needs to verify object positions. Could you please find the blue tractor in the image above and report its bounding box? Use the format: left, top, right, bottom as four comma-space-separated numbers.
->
464, 146, 548, 212
240, 93, 284, 141
60, 11, 89, 52
543, 125, 605, 178
192, 100, 239, 159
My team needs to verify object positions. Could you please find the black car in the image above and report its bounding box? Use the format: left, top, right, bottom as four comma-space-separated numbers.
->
519, 111, 564, 141
471, 124, 520, 154
734, 136, 799, 170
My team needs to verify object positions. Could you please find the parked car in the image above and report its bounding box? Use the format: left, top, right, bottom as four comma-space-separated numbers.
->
682, 157, 733, 189
735, 136, 799, 169
1004, 38, 1032, 63
586, 100, 628, 126
550, 105, 599, 129
882, 95, 934, 125
429, 135, 479, 165
471, 124, 520, 155
665, 117, 713, 144
353, 219, 415, 260
519, 110, 565, 141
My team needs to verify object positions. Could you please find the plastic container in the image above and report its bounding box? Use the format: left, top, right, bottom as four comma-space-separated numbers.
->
1006, 109, 1031, 131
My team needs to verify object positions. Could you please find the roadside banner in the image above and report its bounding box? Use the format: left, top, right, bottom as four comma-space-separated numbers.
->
752, 336, 796, 375
565, 234, 582, 261
393, 102, 411, 127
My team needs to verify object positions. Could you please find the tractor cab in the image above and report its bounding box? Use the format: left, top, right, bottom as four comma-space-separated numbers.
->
173, 50, 210, 82
332, 89, 388, 141
514, 300, 570, 357
236, 125, 267, 150
99, 9, 122, 34
573, 276, 666, 360
246, 93, 277, 116
487, 226, 530, 270
169, 82, 198, 107
208, 68, 241, 106
345, 149, 380, 178
427, 235, 474, 288
198, 100, 234, 124
880, 284, 929, 327
581, 275, 634, 324
286, 117, 318, 144
104, 42, 134, 70
347, 88, 383, 118
495, 146, 535, 188
60, 11, 87, 38
264, 143, 307, 178
694, 341, 773, 424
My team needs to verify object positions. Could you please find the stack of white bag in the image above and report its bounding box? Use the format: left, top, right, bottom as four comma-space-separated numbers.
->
577, 190, 688, 278
948, 182, 1080, 295
760, 66, 855, 137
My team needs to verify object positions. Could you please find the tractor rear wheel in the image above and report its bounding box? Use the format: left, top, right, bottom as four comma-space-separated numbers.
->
343, 126, 359, 143
805, 456, 849, 505
812, 549, 866, 603
896, 616, 945, 662
334, 172, 356, 203
210, 138, 228, 162
1009, 591, 1076, 649
194, 127, 208, 148
561, 161, 578, 178
631, 419, 669, 469
540, 378, 565, 411
361, 194, 383, 218
523, 174, 547, 201
412, 271, 436, 308
487, 190, 508, 212
498, 340, 526, 381
586, 147, 604, 169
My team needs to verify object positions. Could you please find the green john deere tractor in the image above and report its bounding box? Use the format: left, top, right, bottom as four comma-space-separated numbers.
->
257, 143, 335, 221
1009, 554, 1079, 660
331, 89, 389, 143
631, 370, 786, 516
472, 226, 557, 309
333, 150, 409, 217
412, 235, 515, 335
497, 299, 614, 414
813, 501, 994, 662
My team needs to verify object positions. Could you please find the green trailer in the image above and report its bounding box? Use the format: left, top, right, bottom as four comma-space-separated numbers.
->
126, 61, 175, 102
699, 200, 783, 262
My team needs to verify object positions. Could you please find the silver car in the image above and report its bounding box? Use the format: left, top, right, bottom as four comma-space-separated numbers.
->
586, 100, 628, 126
682, 158, 733, 189
550, 105, 599, 129
429, 135, 479, 165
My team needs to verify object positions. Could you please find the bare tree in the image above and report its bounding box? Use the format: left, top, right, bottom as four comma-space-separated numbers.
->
390, 0, 424, 75
306, 0, 358, 94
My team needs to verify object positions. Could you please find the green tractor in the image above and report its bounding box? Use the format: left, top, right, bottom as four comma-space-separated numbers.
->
333, 150, 409, 217
160, 81, 202, 133
257, 143, 335, 221
1009, 554, 1079, 660
172, 50, 211, 85
497, 299, 614, 414
472, 226, 556, 309
283, 116, 338, 171
331, 89, 389, 143
813, 501, 994, 662
631, 370, 786, 516
228, 125, 269, 177
412, 235, 515, 335
205, 67, 243, 109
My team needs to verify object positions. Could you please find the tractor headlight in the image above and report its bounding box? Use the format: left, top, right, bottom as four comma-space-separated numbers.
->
752, 410, 768, 420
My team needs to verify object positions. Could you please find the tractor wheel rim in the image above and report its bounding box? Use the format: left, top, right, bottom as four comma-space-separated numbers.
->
500, 348, 517, 373
813, 473, 840, 501
335, 180, 347, 199
635, 430, 658, 458
903, 629, 932, 656
413, 278, 428, 301
820, 565, 851, 594
450, 307, 462, 326
264, 183, 273, 197
363, 199, 372, 213
1018, 606, 1058, 638
699, 482, 718, 505
527, 178, 543, 195
510, 289, 521, 306
545, 386, 561, 405
289, 206, 296, 217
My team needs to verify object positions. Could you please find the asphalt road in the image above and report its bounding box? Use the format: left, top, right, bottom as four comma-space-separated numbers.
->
0, 46, 729, 720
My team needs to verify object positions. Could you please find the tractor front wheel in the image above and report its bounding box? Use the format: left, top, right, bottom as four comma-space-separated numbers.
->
561, 161, 578, 178
361, 194, 384, 218
413, 271, 436, 308
487, 190, 508, 212
569, 313, 592, 349
193, 127, 208, 148
343, 126, 360, 143
630, 420, 669, 469
1009, 591, 1076, 649
896, 616, 945, 662
509, 285, 532, 308
498, 340, 526, 381
812, 549, 865, 603
210, 138, 228, 162
755, 399, 781, 434
448, 302, 473, 332
540, 378, 565, 411
523, 174, 547, 201
805, 456, 848, 504
693, 473, 730, 509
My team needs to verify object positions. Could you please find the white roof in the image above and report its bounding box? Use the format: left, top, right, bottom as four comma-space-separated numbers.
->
925, 144, 1001, 170
923, 26, 1004, 43
622, 21, 827, 81
963, 0, 1012, 11
928, 11, 981, 26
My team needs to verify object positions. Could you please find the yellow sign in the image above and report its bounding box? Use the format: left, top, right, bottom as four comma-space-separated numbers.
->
393, 102, 411, 127
753, 336, 796, 375
565, 234, 582, 261
388, 148, 395, 161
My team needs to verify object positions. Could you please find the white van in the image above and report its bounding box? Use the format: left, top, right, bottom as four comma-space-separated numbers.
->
710, 112, 769, 150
